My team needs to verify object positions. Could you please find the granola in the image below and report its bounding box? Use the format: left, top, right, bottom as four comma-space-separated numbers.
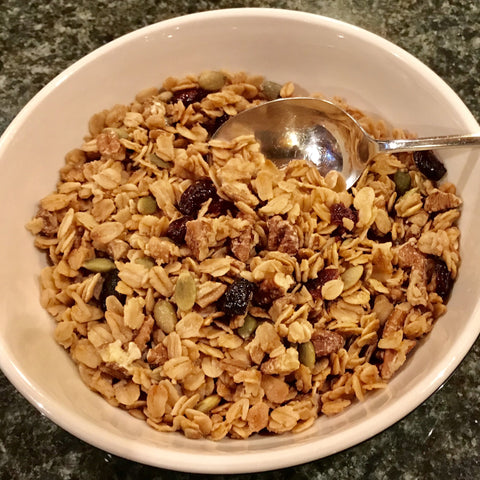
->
27, 71, 462, 439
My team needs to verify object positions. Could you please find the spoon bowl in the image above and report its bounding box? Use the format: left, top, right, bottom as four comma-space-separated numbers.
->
213, 97, 480, 188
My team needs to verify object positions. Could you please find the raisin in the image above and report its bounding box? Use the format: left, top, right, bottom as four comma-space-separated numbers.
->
177, 178, 233, 217
220, 278, 255, 316
205, 113, 231, 136
99, 268, 126, 310
434, 257, 453, 301
208, 197, 237, 216
169, 87, 209, 107
178, 178, 217, 216
330, 203, 358, 226
166, 216, 193, 246
305, 268, 339, 301
413, 151, 446, 181
367, 228, 392, 243
371, 349, 384, 366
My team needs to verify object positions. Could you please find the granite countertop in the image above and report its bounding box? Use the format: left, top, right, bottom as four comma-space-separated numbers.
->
1, 1, 479, 479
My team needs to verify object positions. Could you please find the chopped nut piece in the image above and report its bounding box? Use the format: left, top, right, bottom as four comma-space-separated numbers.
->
260, 347, 300, 375
230, 225, 254, 262
185, 218, 214, 261
262, 375, 290, 404
267, 215, 299, 255
424, 190, 462, 212
310, 330, 345, 357
146, 343, 169, 366
397, 241, 426, 271
96, 130, 126, 160
253, 278, 285, 307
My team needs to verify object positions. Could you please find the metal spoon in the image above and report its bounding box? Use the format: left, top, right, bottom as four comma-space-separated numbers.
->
212, 97, 480, 189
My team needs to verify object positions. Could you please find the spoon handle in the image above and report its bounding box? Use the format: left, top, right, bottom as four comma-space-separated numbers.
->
376, 133, 480, 154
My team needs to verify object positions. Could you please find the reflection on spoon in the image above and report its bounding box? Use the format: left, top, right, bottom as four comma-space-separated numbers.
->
213, 97, 480, 189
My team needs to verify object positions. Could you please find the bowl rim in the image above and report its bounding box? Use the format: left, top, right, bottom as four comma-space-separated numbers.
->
0, 7, 479, 474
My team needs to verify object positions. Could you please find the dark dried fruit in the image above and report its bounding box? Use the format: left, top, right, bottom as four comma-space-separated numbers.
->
178, 178, 217, 216
169, 87, 209, 107
413, 150, 446, 181
205, 113, 231, 136
177, 177, 234, 218
166, 216, 193, 245
434, 257, 453, 301
208, 197, 237, 216
305, 268, 339, 301
99, 268, 126, 310
330, 203, 358, 226
220, 278, 255, 316
367, 228, 392, 243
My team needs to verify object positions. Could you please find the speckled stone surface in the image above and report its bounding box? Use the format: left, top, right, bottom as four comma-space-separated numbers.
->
0, 1, 479, 479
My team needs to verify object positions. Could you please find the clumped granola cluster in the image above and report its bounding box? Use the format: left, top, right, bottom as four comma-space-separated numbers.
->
27, 71, 461, 439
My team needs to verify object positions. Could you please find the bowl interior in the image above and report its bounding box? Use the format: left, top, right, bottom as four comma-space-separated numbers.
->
0, 8, 479, 474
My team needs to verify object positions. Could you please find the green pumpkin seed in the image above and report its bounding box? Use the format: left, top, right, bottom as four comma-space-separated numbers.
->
137, 195, 158, 215
195, 394, 221, 413
298, 341, 316, 369
153, 299, 177, 334
237, 314, 258, 340
261, 80, 282, 101
198, 71, 226, 91
175, 272, 197, 311
83, 257, 116, 273
394, 171, 411, 197
134, 257, 156, 269
149, 152, 172, 169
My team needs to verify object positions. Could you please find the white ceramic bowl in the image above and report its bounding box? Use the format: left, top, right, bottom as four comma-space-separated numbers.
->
0, 8, 479, 474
